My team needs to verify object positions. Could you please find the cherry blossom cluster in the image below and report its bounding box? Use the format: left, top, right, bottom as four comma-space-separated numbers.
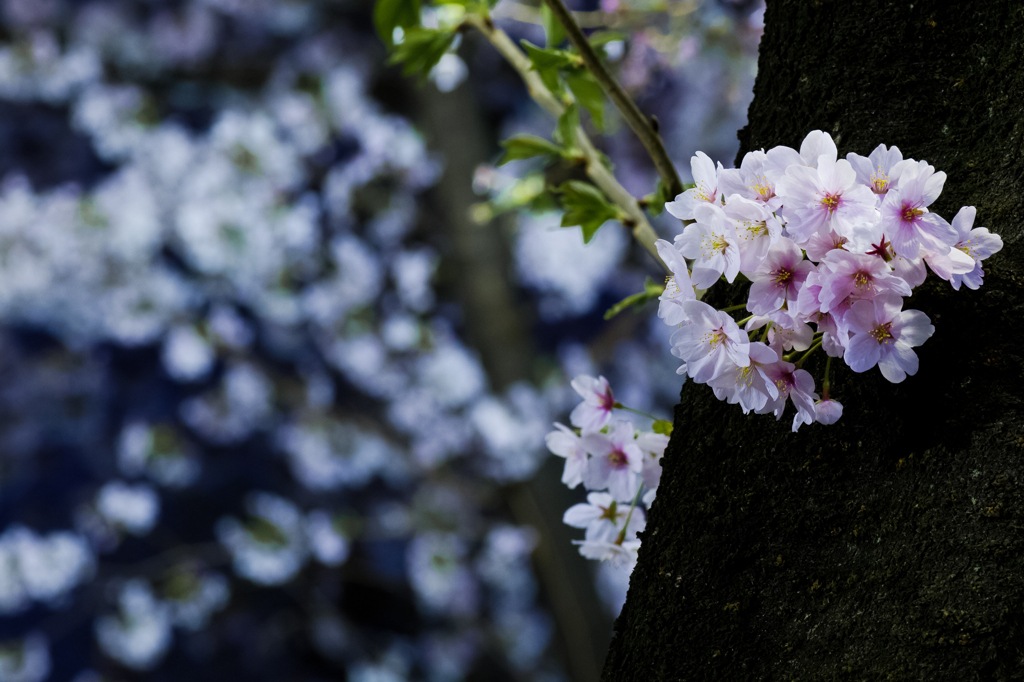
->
546, 376, 669, 567
656, 131, 1002, 431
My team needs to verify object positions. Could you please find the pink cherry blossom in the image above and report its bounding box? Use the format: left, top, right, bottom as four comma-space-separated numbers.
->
655, 239, 696, 326
581, 421, 643, 501
806, 310, 847, 358
775, 154, 877, 245
718, 149, 783, 211
814, 399, 843, 425
757, 361, 817, 432
745, 237, 814, 314
723, 195, 782, 275
846, 144, 904, 199
569, 375, 615, 433
804, 230, 849, 262
880, 163, 957, 258
797, 130, 839, 167
574, 536, 641, 566
745, 310, 814, 353
708, 342, 779, 413
670, 300, 750, 384
765, 130, 839, 179
545, 423, 587, 489
816, 250, 911, 316
945, 206, 1004, 290
665, 151, 723, 220
676, 203, 742, 287
636, 431, 669, 489
563, 492, 644, 543
845, 293, 934, 383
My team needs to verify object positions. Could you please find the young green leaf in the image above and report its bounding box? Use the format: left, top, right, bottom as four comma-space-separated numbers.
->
553, 103, 579, 150
557, 180, 619, 243
520, 40, 580, 70
566, 69, 605, 130
541, 3, 566, 47
643, 179, 667, 216
603, 276, 666, 320
387, 28, 456, 79
651, 420, 674, 436
498, 135, 565, 165
375, 0, 422, 49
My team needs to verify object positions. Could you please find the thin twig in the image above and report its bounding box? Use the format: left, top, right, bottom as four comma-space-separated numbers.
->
463, 14, 668, 271
541, 0, 684, 199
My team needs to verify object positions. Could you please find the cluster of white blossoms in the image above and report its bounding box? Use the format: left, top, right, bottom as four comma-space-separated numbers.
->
546, 376, 669, 567
654, 130, 1002, 431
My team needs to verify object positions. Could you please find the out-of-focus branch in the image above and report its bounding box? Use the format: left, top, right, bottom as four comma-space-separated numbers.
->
462, 14, 668, 272
491, 0, 701, 29
540, 0, 684, 200
491, 1, 612, 28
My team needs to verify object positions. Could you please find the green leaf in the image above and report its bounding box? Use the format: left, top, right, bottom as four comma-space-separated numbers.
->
566, 69, 605, 130
498, 135, 565, 165
387, 28, 456, 79
541, 3, 566, 47
375, 0, 421, 49
603, 276, 665, 319
520, 40, 579, 70
652, 420, 674, 436
557, 180, 618, 243
553, 102, 579, 149
520, 40, 578, 98
643, 179, 667, 216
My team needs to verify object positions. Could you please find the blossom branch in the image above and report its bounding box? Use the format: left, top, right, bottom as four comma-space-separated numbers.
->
540, 0, 684, 199
462, 14, 668, 271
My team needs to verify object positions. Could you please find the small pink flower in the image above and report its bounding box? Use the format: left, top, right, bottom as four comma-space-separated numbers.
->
636, 431, 669, 489
775, 155, 876, 245
845, 293, 934, 383
670, 300, 750, 384
847, 144, 904, 200
581, 421, 643, 502
708, 342, 779, 414
745, 237, 814, 315
723, 195, 783, 276
880, 163, 957, 258
814, 399, 843, 425
757, 360, 817, 432
569, 375, 615, 433
719, 149, 783, 211
816, 250, 911, 317
944, 206, 1003, 291
665, 151, 723, 220
563, 491, 644, 543
676, 203, 742, 287
545, 423, 587, 489
655, 239, 696, 326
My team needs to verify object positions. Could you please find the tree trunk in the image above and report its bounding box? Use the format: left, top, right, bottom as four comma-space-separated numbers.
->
603, 1, 1024, 679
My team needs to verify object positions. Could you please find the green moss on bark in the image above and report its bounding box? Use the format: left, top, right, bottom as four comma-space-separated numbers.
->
603, 1, 1024, 679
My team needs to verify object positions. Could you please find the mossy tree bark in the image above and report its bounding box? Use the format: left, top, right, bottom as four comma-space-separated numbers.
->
603, 1, 1024, 679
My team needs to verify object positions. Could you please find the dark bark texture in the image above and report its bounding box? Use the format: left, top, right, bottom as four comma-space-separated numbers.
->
603, 2, 1024, 680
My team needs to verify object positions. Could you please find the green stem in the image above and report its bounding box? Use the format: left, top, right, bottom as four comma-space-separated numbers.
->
462, 13, 670, 273
736, 315, 754, 327
616, 486, 645, 544
822, 354, 832, 400
721, 304, 748, 313
614, 402, 662, 422
790, 339, 823, 368
540, 0, 684, 199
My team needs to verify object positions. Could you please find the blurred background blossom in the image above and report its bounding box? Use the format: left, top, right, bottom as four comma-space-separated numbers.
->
0, 0, 761, 679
